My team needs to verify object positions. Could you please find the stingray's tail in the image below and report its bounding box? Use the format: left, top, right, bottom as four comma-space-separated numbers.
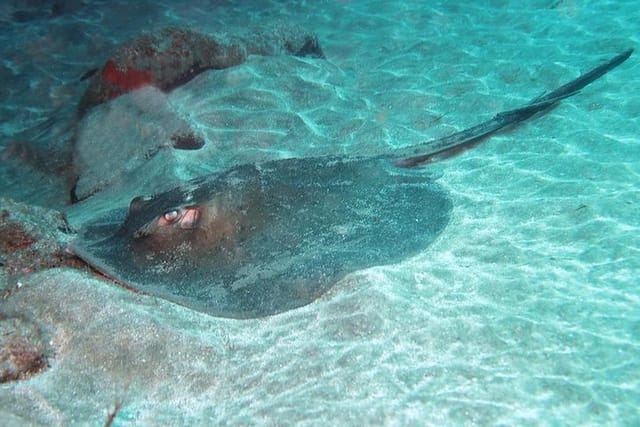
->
395, 48, 633, 168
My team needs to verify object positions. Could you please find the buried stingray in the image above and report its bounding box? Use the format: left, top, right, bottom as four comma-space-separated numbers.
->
70, 49, 632, 318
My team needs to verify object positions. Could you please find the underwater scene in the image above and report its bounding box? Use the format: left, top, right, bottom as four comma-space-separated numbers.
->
0, 0, 638, 425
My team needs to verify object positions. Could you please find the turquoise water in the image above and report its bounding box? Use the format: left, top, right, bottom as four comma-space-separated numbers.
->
1, 1, 638, 425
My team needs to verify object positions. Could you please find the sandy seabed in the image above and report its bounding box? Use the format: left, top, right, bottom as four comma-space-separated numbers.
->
1, 1, 639, 425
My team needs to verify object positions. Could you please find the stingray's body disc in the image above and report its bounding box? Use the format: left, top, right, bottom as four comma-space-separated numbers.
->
71, 157, 451, 318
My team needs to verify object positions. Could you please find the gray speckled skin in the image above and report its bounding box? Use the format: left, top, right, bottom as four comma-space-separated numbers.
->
71, 157, 451, 318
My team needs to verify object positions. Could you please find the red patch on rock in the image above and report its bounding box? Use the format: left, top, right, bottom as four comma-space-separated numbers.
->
0, 222, 36, 251
101, 60, 154, 97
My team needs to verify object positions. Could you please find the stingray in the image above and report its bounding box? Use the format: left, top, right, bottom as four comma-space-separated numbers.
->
70, 49, 632, 318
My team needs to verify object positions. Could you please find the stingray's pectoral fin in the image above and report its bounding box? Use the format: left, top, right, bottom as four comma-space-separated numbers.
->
395, 48, 633, 168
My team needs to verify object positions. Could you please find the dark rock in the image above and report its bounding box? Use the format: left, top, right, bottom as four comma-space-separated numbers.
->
77, 26, 325, 116
0, 198, 77, 284
0, 310, 50, 383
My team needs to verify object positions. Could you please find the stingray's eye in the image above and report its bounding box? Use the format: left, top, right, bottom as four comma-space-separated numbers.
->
163, 210, 180, 222
160, 209, 181, 225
